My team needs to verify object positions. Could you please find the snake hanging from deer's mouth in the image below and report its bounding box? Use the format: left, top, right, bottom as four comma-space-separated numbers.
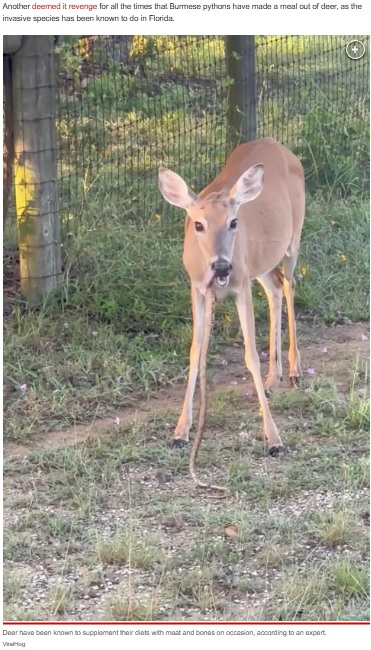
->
189, 287, 227, 492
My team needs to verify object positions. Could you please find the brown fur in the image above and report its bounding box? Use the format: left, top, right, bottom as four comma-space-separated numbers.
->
159, 137, 305, 459
183, 138, 305, 289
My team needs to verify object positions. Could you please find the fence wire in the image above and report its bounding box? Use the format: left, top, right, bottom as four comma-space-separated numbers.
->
3, 35, 370, 303
54, 35, 369, 239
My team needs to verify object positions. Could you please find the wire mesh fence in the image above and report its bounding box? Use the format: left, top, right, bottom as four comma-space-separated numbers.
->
55, 35, 370, 238
3, 35, 370, 305
56, 35, 228, 238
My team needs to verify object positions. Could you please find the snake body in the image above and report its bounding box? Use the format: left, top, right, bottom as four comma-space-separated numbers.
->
189, 287, 226, 492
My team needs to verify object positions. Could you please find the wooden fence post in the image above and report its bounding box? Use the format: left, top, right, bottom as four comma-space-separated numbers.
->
3, 37, 22, 230
226, 36, 257, 150
3, 36, 23, 54
3, 54, 14, 229
12, 36, 62, 303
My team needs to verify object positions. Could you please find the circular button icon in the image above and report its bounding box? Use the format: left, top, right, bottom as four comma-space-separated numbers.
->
346, 40, 366, 60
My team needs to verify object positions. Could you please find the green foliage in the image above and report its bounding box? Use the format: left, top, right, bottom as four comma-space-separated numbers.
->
3, 36, 370, 441
53, 38, 371, 330
295, 105, 369, 196
295, 197, 369, 322
59, 194, 369, 330
55, 35, 369, 210
65, 220, 189, 331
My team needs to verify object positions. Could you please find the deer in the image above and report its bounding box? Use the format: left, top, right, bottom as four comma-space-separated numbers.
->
158, 137, 305, 488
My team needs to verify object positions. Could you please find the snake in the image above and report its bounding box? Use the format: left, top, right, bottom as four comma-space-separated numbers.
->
189, 287, 227, 492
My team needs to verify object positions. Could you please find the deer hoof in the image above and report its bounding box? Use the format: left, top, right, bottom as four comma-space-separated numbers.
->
265, 377, 283, 395
171, 439, 188, 449
268, 445, 284, 457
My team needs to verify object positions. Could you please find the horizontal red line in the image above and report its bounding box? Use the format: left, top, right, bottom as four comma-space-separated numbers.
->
3, 622, 370, 626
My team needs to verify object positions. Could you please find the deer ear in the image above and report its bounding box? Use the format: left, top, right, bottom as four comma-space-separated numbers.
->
158, 168, 199, 209
229, 163, 264, 206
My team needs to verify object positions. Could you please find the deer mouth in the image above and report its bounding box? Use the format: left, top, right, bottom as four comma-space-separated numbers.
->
201, 266, 231, 293
215, 275, 230, 288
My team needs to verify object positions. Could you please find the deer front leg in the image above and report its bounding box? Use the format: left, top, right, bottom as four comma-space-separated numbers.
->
173, 286, 205, 448
236, 283, 283, 455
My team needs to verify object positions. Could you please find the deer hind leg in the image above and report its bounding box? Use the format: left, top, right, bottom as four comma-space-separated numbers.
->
283, 248, 302, 385
173, 286, 205, 448
257, 269, 284, 392
236, 283, 283, 454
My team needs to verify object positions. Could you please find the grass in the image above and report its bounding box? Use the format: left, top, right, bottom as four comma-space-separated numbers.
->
3, 195, 369, 442
3, 35, 370, 622
49, 584, 73, 616
333, 563, 369, 598
54, 36, 369, 198
3, 353, 370, 621
96, 530, 166, 569
4, 37, 369, 440
105, 595, 159, 622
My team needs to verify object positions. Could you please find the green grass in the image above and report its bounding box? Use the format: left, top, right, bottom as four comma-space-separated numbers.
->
3, 35, 370, 622
96, 530, 166, 569
3, 359, 369, 621
105, 594, 160, 622
4, 193, 369, 441
54, 35, 369, 217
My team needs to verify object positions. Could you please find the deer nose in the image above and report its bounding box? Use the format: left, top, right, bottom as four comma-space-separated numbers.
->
211, 259, 232, 278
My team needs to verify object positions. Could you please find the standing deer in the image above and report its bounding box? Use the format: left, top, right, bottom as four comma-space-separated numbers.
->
158, 138, 305, 485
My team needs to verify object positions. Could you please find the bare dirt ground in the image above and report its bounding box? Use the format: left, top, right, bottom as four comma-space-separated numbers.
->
3, 323, 370, 622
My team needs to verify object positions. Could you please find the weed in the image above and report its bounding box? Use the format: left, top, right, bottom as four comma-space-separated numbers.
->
3, 573, 22, 603
105, 594, 159, 622
3, 35, 369, 623
267, 568, 330, 621
311, 511, 356, 547
332, 562, 369, 598
48, 583, 73, 615
3, 606, 45, 622
96, 530, 166, 569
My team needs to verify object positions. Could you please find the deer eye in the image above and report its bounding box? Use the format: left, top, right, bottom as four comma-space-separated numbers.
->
230, 219, 238, 230
195, 221, 205, 233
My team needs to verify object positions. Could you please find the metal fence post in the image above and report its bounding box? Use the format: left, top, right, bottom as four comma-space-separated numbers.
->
12, 36, 62, 303
226, 36, 257, 150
